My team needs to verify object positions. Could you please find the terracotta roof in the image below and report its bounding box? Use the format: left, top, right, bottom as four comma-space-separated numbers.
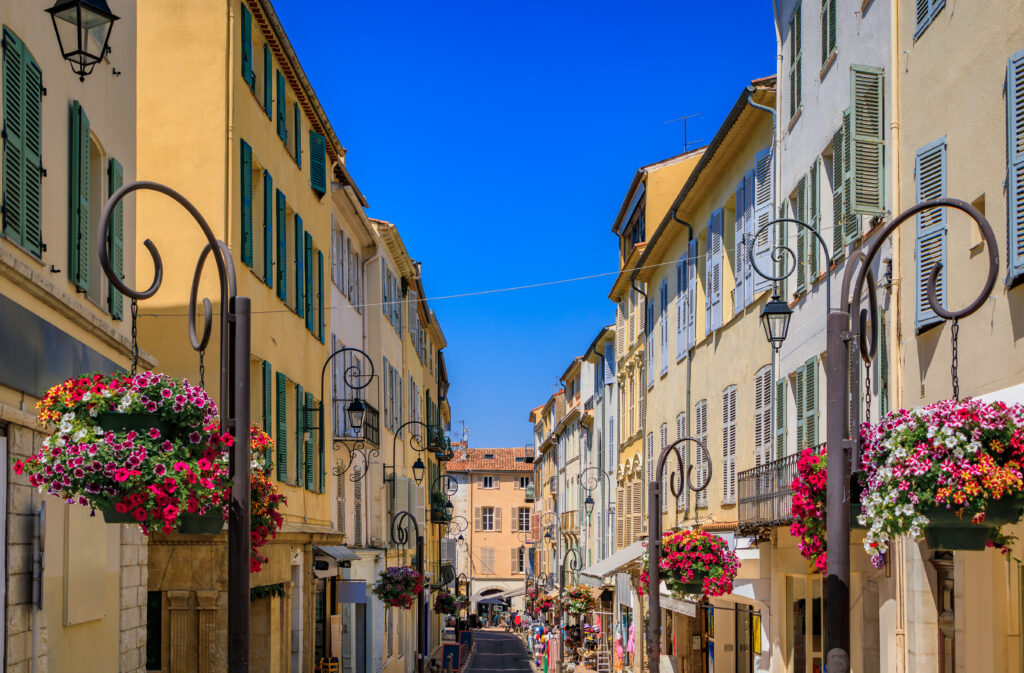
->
446, 447, 534, 472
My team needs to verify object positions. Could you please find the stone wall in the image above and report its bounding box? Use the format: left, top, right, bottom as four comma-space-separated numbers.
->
120, 524, 149, 673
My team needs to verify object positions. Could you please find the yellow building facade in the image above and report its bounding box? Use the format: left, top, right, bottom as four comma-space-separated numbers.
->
0, 4, 148, 672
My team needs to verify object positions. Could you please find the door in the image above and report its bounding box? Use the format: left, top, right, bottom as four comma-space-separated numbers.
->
735, 606, 754, 673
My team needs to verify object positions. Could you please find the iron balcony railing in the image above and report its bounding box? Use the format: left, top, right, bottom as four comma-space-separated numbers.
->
737, 450, 809, 531
334, 399, 380, 447
561, 510, 578, 533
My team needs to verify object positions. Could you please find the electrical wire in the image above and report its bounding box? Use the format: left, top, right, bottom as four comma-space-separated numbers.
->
133, 220, 849, 318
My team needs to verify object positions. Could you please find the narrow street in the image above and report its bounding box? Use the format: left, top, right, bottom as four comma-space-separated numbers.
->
468, 631, 534, 673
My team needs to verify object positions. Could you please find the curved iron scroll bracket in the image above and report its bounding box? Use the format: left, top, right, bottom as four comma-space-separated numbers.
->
331, 438, 380, 482
656, 436, 712, 496
578, 466, 612, 493
846, 198, 997, 366
749, 217, 834, 316
431, 473, 459, 497
391, 510, 420, 547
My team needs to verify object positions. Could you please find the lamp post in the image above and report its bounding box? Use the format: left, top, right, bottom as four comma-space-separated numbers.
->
645, 438, 711, 673
539, 510, 576, 673
385, 420, 447, 487
578, 467, 612, 563
46, 0, 118, 80
392, 510, 426, 673
98, 182, 252, 672
747, 199, 998, 673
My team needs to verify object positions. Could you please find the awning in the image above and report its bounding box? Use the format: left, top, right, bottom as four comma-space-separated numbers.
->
580, 541, 645, 582
660, 591, 697, 617
315, 545, 359, 562
477, 597, 505, 605
495, 587, 526, 599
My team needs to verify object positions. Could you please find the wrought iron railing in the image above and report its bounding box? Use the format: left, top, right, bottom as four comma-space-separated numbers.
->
737, 450, 807, 531
335, 399, 380, 447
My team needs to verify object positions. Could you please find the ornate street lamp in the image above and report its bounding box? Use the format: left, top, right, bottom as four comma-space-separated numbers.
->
46, 0, 118, 81
760, 294, 793, 352
412, 457, 426, 485
583, 494, 595, 518
346, 398, 367, 433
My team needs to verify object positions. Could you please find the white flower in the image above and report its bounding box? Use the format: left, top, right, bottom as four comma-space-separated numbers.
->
72, 428, 88, 442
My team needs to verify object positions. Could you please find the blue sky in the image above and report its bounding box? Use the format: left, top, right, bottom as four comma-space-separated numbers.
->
275, 1, 777, 447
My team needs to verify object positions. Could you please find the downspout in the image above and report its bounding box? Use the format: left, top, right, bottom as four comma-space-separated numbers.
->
889, 2, 906, 672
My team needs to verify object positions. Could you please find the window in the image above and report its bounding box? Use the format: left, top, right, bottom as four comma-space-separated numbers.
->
512, 547, 526, 574
482, 507, 495, 530
646, 300, 655, 387
1, 29, 43, 258
518, 507, 531, 532
820, 0, 836, 68
695, 400, 708, 508
914, 0, 945, 40
722, 385, 737, 505
789, 3, 802, 121
482, 475, 494, 489
794, 357, 819, 450
733, 168, 755, 312
793, 174, 809, 294
914, 138, 947, 331
1006, 50, 1024, 282
275, 189, 287, 301
480, 547, 495, 574
704, 209, 724, 333
754, 366, 772, 469
519, 476, 531, 489
786, 575, 824, 672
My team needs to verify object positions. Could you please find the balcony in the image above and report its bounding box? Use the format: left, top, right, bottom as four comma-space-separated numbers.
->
737, 451, 803, 532
525, 485, 535, 503
561, 510, 578, 534
333, 399, 380, 447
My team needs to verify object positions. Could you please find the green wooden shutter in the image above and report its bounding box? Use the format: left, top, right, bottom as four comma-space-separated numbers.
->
832, 122, 845, 258
262, 361, 273, 465
305, 231, 314, 330
2, 32, 43, 257
296, 383, 305, 488
69, 100, 90, 291
276, 70, 287, 141
878, 310, 889, 416
276, 190, 287, 299
305, 391, 315, 488
850, 66, 885, 217
276, 372, 287, 481
1008, 50, 1024, 280
293, 102, 302, 168
240, 139, 253, 267
309, 131, 327, 195
804, 357, 818, 446
263, 170, 273, 287
295, 214, 304, 318
842, 110, 858, 244
776, 202, 788, 298
263, 43, 273, 117
914, 138, 947, 331
820, 0, 835, 66
795, 175, 807, 293
794, 366, 805, 450
789, 5, 802, 120
808, 161, 819, 278
317, 249, 325, 343
240, 2, 254, 89
107, 157, 124, 319
775, 378, 786, 459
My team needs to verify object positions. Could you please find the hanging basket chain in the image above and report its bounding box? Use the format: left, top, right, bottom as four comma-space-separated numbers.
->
130, 298, 139, 375
951, 318, 960, 401
199, 348, 206, 389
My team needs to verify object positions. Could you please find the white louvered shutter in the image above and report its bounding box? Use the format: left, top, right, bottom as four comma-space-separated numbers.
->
734, 179, 746, 315
660, 423, 669, 512
754, 366, 771, 469
743, 170, 756, 308
722, 386, 737, 505
676, 412, 687, 510
687, 239, 697, 348
696, 401, 708, 508
646, 299, 655, 387
914, 139, 947, 330
1009, 50, 1024, 279
659, 280, 669, 374
676, 257, 686, 360
753, 147, 774, 294
709, 209, 724, 331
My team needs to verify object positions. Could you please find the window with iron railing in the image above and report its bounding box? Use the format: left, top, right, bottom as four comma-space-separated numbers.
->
737, 449, 808, 530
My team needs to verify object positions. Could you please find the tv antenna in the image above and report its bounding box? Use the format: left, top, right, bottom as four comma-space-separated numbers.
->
664, 113, 703, 153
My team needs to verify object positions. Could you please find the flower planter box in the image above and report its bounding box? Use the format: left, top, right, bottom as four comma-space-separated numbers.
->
99, 506, 136, 524
178, 513, 224, 535
923, 496, 1024, 551
97, 411, 174, 438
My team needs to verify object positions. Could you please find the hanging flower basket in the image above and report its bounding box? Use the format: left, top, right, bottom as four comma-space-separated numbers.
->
639, 529, 740, 598
789, 445, 866, 573
859, 398, 1024, 566
433, 590, 458, 615
372, 567, 424, 609
563, 585, 596, 616
247, 425, 287, 572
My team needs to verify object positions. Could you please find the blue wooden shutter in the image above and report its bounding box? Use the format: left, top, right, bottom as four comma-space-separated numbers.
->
646, 299, 655, 387
705, 213, 714, 334
263, 170, 273, 287
295, 214, 304, 318
263, 43, 273, 117
276, 70, 286, 141
753, 147, 774, 294
710, 209, 723, 330
69, 100, 90, 291
734, 179, 746, 314
296, 383, 305, 487
317, 250, 325, 343
276, 372, 287, 481
675, 256, 686, 361
659, 280, 668, 374
1008, 50, 1024, 281
309, 131, 327, 195
262, 361, 273, 465
304, 231, 314, 330
107, 157, 124, 319
293, 103, 302, 167
914, 138, 947, 331
305, 391, 315, 488
686, 238, 697, 348
240, 2, 254, 89
240, 140, 253, 267
743, 170, 755, 307
276, 190, 287, 299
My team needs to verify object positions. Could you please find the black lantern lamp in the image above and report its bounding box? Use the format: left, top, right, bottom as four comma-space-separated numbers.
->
444, 499, 454, 519
346, 398, 366, 434
412, 457, 426, 485
46, 0, 119, 81
760, 293, 793, 352
584, 494, 595, 518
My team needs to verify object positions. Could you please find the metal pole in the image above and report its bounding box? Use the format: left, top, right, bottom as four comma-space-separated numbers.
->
825, 310, 850, 673
417, 534, 425, 673
228, 296, 252, 672
647, 478, 660, 673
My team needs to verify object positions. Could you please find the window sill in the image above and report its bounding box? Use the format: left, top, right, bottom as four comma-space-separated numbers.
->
787, 107, 803, 134
819, 51, 837, 80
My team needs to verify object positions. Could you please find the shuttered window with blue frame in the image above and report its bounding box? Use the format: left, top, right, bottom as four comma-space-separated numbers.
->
107, 158, 124, 319
295, 214, 304, 318
914, 138, 947, 332
276, 189, 287, 300
240, 2, 254, 90
304, 231, 314, 331
295, 383, 305, 488
263, 170, 273, 287
305, 391, 315, 489
276, 371, 287, 482
1008, 49, 1024, 283
276, 70, 286, 141
262, 361, 273, 466
293, 102, 302, 168
914, 0, 945, 40
310, 131, 327, 196
2, 29, 43, 258
317, 250, 325, 342
263, 44, 272, 118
